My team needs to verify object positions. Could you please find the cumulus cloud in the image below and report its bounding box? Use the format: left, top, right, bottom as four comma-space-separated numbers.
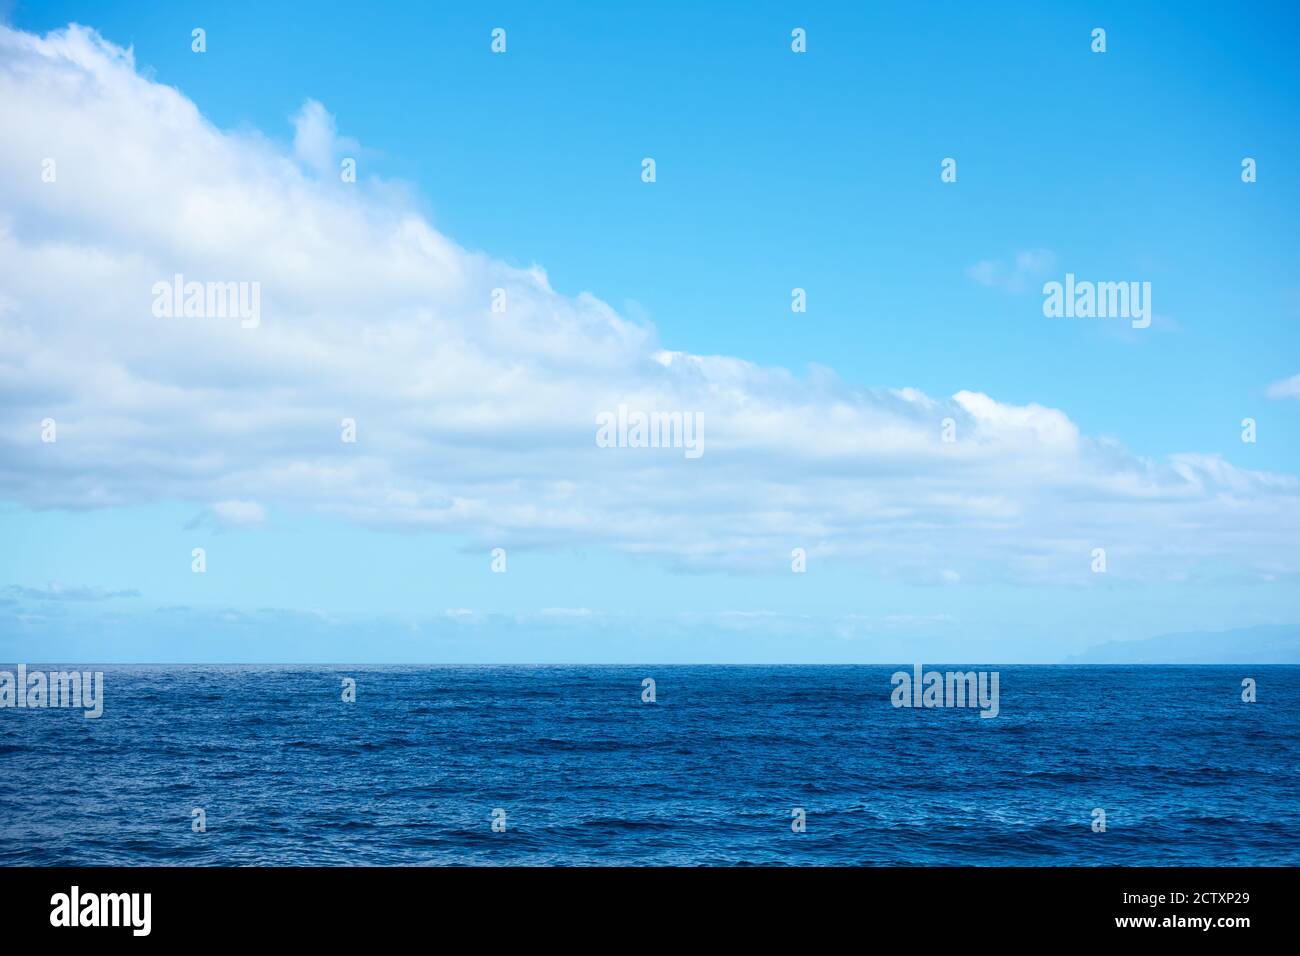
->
291, 98, 360, 175
1, 25, 1298, 585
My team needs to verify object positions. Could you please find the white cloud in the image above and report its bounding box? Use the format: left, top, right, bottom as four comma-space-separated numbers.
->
1266, 373, 1300, 400
291, 98, 360, 175
4, 583, 141, 601
184, 499, 268, 530
210, 499, 268, 528
0, 25, 1297, 585
965, 249, 1056, 293
292, 99, 336, 172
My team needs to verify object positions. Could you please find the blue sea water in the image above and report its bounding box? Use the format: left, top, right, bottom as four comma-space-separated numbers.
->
1, 665, 1297, 866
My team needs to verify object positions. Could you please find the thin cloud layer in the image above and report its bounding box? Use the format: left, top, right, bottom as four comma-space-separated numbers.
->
965, 249, 1056, 293
1267, 373, 1300, 401
1, 25, 1297, 583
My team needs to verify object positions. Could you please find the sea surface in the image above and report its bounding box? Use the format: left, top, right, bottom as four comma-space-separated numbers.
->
2, 665, 1298, 865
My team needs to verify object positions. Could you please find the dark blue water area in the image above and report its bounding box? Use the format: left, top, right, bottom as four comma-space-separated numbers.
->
1, 665, 1297, 865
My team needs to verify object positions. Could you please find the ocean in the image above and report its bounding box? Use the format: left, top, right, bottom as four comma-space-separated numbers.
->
2, 665, 1297, 865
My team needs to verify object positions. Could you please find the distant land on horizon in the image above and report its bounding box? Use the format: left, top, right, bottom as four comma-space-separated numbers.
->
1064, 625, 1300, 664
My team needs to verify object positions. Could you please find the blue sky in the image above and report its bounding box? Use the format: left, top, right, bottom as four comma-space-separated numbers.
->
1, 2, 1298, 662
